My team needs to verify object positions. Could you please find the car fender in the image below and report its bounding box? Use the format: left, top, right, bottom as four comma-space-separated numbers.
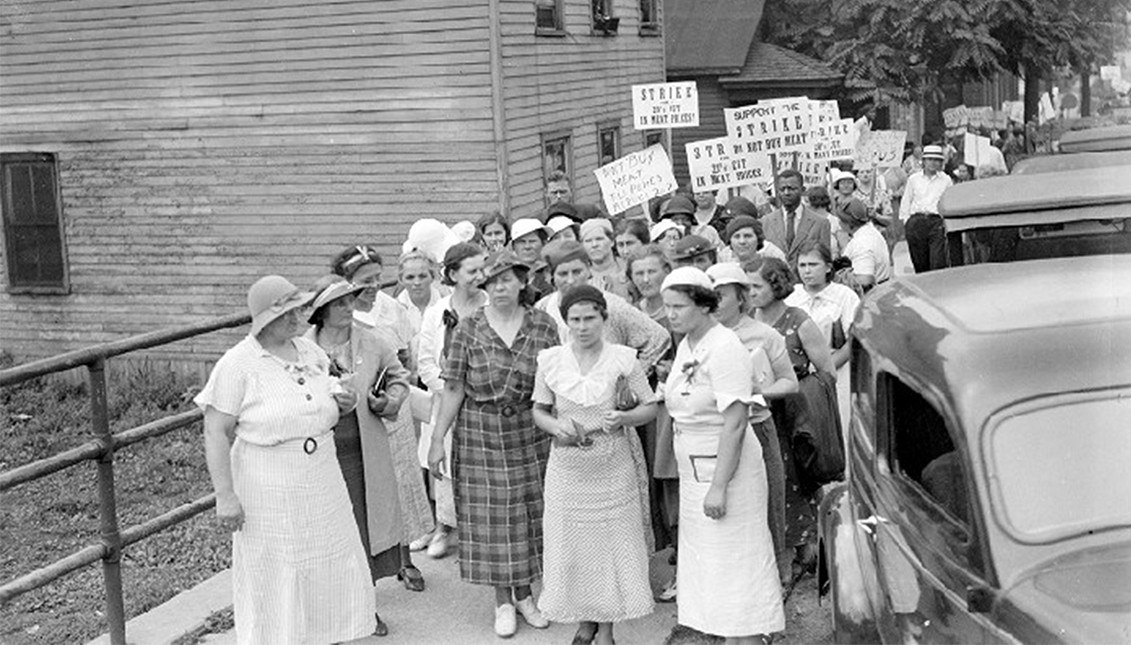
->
817, 482, 883, 643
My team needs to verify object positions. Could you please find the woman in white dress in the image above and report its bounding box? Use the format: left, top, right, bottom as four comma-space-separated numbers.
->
197, 275, 377, 644
660, 267, 785, 643
533, 285, 658, 645
786, 242, 860, 433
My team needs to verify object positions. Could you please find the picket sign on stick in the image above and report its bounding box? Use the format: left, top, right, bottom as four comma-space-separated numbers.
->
853, 130, 907, 170
685, 137, 773, 192
632, 81, 699, 130
594, 144, 679, 216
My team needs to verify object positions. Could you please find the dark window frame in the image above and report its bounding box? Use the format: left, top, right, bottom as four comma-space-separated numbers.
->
1, 152, 69, 295
535, 0, 566, 36
597, 121, 622, 167
541, 130, 574, 199
591, 0, 617, 35
643, 130, 666, 152
639, 0, 660, 35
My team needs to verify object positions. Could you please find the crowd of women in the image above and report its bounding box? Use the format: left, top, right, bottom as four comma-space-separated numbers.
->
197, 170, 891, 644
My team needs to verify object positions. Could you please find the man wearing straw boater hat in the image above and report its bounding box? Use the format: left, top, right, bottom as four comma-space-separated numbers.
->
899, 144, 953, 273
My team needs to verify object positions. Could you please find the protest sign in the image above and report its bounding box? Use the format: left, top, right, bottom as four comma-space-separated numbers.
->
1101, 65, 1122, 81
1004, 100, 1025, 124
594, 144, 678, 215
1039, 92, 1055, 124
968, 106, 993, 130
992, 110, 1008, 130
1114, 78, 1131, 94
963, 132, 996, 168
854, 130, 907, 169
686, 137, 773, 192
724, 96, 814, 157
942, 105, 969, 129
632, 81, 699, 129
813, 99, 841, 124
809, 118, 856, 162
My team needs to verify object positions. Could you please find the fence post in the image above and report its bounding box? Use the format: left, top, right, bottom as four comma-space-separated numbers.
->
89, 357, 126, 645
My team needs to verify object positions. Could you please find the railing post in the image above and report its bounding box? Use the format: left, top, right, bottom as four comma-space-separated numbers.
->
89, 357, 126, 645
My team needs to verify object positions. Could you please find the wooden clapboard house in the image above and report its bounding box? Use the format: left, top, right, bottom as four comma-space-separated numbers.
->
0, 0, 664, 366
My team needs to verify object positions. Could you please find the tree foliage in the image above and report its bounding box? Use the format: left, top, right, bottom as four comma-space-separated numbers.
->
765, 0, 1131, 106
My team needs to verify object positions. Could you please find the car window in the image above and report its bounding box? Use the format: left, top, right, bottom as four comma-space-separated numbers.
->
987, 391, 1131, 543
849, 340, 876, 450
885, 375, 969, 528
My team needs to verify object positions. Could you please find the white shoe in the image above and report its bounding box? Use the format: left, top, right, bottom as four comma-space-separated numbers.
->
408, 534, 430, 552
427, 531, 450, 559
656, 576, 677, 603
514, 596, 549, 629
494, 603, 517, 638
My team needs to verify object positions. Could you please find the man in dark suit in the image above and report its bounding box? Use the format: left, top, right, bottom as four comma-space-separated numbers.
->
762, 169, 831, 270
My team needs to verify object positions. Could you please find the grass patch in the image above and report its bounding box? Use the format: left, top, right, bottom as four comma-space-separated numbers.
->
1, 354, 231, 644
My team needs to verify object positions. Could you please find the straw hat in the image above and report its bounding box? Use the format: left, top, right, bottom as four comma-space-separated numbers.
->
247, 275, 313, 337
922, 145, 945, 160
307, 275, 365, 324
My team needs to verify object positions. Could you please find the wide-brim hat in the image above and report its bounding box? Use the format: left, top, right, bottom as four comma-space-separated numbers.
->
922, 145, 945, 160
248, 275, 314, 337
511, 218, 548, 242
650, 219, 684, 242
706, 262, 750, 289
671, 234, 715, 261
661, 266, 713, 292
480, 249, 530, 288
661, 194, 696, 218
307, 274, 366, 324
830, 168, 857, 190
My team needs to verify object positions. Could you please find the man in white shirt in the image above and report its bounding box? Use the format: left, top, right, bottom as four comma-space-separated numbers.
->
837, 198, 891, 290
899, 144, 953, 272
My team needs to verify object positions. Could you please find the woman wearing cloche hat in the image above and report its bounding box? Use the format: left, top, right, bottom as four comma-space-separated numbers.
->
195, 275, 381, 642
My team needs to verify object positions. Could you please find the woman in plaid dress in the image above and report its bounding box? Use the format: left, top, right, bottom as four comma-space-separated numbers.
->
428, 250, 561, 638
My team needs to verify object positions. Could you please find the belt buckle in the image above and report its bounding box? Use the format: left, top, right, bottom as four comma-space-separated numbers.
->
303, 437, 318, 454
501, 404, 516, 418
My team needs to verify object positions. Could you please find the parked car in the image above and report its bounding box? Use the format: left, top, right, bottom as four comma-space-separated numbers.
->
1011, 149, 1131, 174
818, 254, 1131, 644
939, 165, 1131, 266
1057, 124, 1131, 153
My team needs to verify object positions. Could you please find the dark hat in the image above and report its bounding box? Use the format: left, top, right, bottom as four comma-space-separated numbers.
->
558, 284, 607, 320
836, 197, 870, 226
480, 249, 529, 288
724, 215, 761, 242
572, 202, 607, 222
661, 195, 696, 218
724, 196, 758, 218
671, 234, 716, 260
541, 239, 591, 272
544, 200, 580, 223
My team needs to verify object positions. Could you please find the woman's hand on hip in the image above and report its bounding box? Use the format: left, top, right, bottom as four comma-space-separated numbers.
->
703, 486, 727, 520
216, 493, 245, 532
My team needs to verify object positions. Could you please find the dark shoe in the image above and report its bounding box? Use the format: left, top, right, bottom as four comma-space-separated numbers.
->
397, 565, 425, 592
572, 622, 597, 645
374, 612, 389, 637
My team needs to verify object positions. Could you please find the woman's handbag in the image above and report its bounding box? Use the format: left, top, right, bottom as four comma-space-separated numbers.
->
613, 374, 639, 411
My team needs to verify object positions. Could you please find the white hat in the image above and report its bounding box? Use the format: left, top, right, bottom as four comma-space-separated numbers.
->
706, 262, 749, 288
830, 168, 857, 189
451, 220, 478, 243
402, 219, 460, 264
650, 219, 684, 242
922, 145, 945, 160
511, 218, 548, 242
546, 215, 578, 238
661, 266, 713, 292
247, 275, 313, 337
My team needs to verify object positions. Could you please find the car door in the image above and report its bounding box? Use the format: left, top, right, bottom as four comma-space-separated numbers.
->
870, 373, 1005, 644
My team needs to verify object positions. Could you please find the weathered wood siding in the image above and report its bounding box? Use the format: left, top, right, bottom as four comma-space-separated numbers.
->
0, 0, 498, 364
498, 0, 665, 217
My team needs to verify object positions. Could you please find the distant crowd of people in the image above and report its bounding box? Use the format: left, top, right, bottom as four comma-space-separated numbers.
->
197, 134, 993, 643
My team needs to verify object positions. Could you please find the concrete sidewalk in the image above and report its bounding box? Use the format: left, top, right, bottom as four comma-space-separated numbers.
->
200, 550, 679, 645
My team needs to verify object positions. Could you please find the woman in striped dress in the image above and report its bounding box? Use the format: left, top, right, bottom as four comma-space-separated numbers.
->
427, 250, 561, 638
197, 275, 376, 644
533, 285, 658, 645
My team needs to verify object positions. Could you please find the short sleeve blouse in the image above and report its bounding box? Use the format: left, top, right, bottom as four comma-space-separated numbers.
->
663, 324, 754, 427
193, 335, 340, 445
533, 343, 655, 411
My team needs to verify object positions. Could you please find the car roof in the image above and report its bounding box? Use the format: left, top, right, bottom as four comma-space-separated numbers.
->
939, 165, 1131, 232
1011, 150, 1131, 175
1058, 125, 1131, 153
855, 255, 1131, 433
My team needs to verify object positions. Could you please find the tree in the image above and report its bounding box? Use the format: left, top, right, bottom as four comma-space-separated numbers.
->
765, 0, 1130, 120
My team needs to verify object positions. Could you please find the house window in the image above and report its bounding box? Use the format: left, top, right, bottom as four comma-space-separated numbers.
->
591, 0, 618, 34
535, 0, 564, 33
639, 0, 659, 34
597, 123, 621, 166
542, 132, 572, 196
643, 130, 666, 152
1, 153, 68, 293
